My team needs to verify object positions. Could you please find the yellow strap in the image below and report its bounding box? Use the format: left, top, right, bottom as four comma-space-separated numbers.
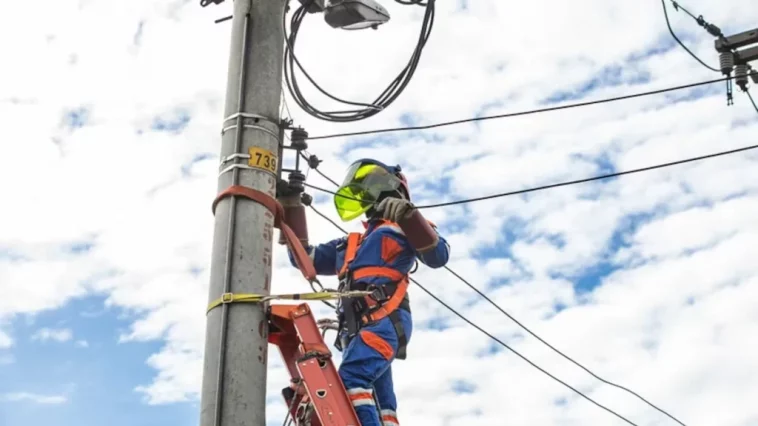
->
206, 290, 372, 314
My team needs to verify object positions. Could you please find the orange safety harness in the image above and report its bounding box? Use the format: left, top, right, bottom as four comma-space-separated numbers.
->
336, 222, 410, 360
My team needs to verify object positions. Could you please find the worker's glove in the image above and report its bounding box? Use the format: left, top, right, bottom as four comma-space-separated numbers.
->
376, 197, 415, 223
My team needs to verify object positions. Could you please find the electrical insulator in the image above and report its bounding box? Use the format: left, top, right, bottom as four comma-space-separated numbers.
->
287, 170, 306, 193
750, 68, 758, 85
705, 23, 722, 37
306, 154, 322, 170
300, 192, 313, 207
290, 128, 309, 152
719, 51, 735, 75
735, 64, 749, 91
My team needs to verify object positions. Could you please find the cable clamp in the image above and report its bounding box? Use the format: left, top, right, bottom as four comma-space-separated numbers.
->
221, 123, 281, 142
223, 112, 277, 125
218, 163, 276, 178
219, 153, 251, 164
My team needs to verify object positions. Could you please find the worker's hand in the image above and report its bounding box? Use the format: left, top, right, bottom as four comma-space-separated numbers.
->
377, 197, 414, 223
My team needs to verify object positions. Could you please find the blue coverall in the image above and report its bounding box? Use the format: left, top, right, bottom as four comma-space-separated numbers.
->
288, 219, 450, 426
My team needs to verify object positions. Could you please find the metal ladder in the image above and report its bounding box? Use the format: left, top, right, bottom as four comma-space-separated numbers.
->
269, 303, 360, 426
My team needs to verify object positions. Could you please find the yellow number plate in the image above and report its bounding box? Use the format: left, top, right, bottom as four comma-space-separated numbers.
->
247, 147, 278, 175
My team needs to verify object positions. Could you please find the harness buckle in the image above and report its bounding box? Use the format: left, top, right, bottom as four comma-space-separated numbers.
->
368, 285, 390, 304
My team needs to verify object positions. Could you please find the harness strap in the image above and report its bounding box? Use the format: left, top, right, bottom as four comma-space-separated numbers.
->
361, 278, 409, 324
338, 233, 362, 278
352, 267, 405, 282
212, 185, 317, 282
338, 222, 413, 359
388, 309, 408, 360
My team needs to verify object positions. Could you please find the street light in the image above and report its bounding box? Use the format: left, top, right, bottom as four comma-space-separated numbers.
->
323, 0, 390, 30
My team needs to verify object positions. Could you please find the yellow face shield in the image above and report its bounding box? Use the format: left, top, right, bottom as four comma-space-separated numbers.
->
334, 161, 403, 222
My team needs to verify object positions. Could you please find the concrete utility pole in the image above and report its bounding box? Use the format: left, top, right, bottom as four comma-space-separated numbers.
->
199, 0, 285, 425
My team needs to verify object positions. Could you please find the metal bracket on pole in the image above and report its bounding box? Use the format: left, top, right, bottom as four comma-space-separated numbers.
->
282, 127, 309, 173
276, 127, 309, 199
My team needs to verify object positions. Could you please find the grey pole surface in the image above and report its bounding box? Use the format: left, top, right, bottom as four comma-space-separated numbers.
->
200, 0, 285, 425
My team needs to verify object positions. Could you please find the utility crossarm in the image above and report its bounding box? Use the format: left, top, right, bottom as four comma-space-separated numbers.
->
715, 27, 758, 52
735, 45, 758, 65
713, 27, 758, 92
268, 303, 361, 426
715, 27, 758, 65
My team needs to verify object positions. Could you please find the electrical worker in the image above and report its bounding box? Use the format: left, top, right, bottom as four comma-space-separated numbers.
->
278, 158, 450, 426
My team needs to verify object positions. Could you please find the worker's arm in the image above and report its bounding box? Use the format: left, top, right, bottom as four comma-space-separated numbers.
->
286, 237, 343, 276
279, 190, 341, 276
413, 223, 450, 269
375, 198, 450, 268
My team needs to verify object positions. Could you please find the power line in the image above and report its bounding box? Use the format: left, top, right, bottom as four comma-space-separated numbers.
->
661, 0, 722, 73
303, 143, 758, 209
300, 151, 340, 187
747, 90, 758, 114
669, 0, 725, 39
306, 162, 695, 426
306, 76, 731, 140
307, 203, 642, 426
281, 84, 294, 122
441, 265, 687, 426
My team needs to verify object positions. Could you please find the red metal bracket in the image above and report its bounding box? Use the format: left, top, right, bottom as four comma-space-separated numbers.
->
269, 303, 360, 426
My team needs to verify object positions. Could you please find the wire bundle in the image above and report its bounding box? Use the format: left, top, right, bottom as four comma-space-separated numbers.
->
282, 0, 435, 122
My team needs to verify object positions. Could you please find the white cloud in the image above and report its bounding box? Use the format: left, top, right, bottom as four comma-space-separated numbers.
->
0, 331, 12, 348
75, 340, 89, 348
1, 392, 68, 405
31, 328, 73, 343
2, 0, 758, 425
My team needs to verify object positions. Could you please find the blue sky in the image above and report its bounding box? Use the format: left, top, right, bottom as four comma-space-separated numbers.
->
2, 0, 758, 425
0, 296, 197, 426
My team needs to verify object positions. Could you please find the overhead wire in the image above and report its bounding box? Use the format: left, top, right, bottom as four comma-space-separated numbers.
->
281, 84, 294, 122
440, 266, 687, 426
660, 0, 721, 72
747, 90, 758, 113
307, 203, 642, 426
305, 76, 732, 140
300, 151, 340, 187
306, 162, 698, 426
668, 0, 726, 40
302, 141, 758, 209
282, 0, 436, 122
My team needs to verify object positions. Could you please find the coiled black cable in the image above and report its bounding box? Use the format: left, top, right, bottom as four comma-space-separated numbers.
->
282, 0, 435, 122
